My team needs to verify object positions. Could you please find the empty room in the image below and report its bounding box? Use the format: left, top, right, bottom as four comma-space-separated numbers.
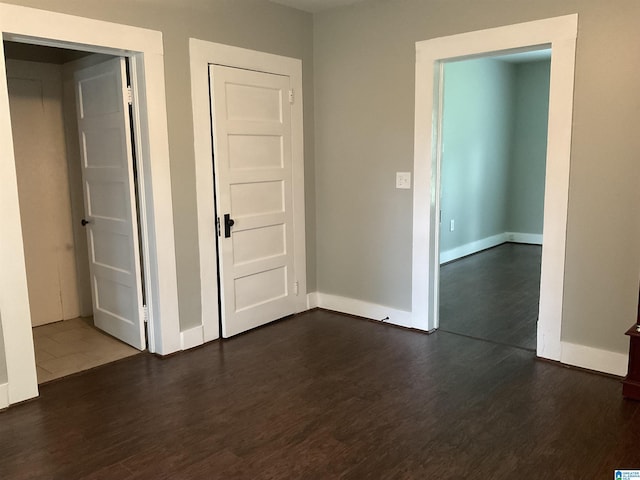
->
1, 0, 640, 478
438, 52, 550, 351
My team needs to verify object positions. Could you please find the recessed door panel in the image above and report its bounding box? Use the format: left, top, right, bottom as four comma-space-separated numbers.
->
77, 70, 121, 118
86, 182, 128, 220
81, 127, 127, 168
230, 181, 285, 217
234, 267, 288, 312
225, 83, 282, 122
94, 276, 136, 322
91, 230, 131, 272
228, 134, 283, 169
232, 224, 286, 265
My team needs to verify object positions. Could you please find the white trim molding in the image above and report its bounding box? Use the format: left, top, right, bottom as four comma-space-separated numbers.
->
0, 3, 180, 406
506, 232, 543, 245
180, 326, 205, 351
412, 14, 578, 363
316, 293, 415, 330
307, 292, 319, 309
440, 232, 543, 264
189, 39, 307, 344
440, 233, 508, 264
560, 342, 628, 377
0, 383, 8, 410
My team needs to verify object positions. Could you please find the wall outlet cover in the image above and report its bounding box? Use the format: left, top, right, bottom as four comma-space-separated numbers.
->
396, 172, 411, 189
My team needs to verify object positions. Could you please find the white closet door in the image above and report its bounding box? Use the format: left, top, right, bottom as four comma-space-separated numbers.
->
210, 65, 296, 338
75, 58, 145, 349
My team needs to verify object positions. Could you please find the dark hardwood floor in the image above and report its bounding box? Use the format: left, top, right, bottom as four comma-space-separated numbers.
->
1, 309, 638, 479
440, 243, 541, 350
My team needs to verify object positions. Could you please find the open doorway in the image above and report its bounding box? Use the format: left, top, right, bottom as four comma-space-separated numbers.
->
412, 15, 577, 363
4, 41, 141, 383
437, 51, 550, 350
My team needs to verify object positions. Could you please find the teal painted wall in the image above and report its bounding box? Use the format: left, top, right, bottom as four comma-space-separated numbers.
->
507, 61, 551, 235
440, 58, 515, 253
440, 57, 550, 254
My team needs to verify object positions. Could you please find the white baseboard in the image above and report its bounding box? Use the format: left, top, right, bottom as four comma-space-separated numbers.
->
505, 232, 543, 245
537, 328, 562, 362
440, 231, 543, 264
0, 383, 8, 410
306, 292, 319, 309
180, 325, 204, 350
440, 233, 507, 264
560, 341, 628, 377
316, 293, 415, 329
310, 293, 625, 377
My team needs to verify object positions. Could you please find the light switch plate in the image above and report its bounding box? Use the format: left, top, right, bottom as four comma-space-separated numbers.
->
396, 172, 411, 189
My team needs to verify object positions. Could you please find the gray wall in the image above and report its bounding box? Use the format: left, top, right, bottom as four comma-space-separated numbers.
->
440, 58, 515, 253
2, 0, 315, 331
314, 0, 640, 353
440, 58, 550, 254
507, 60, 550, 235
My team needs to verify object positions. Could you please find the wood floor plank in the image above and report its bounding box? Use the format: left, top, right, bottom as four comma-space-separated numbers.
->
0, 309, 638, 479
440, 243, 541, 350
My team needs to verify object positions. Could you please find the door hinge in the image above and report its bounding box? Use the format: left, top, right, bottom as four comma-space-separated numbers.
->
126, 85, 133, 105
288, 89, 294, 104
216, 217, 221, 237
294, 281, 299, 296
143, 305, 149, 323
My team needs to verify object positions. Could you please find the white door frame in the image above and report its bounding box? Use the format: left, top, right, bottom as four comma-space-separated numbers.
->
189, 39, 307, 345
0, 3, 180, 407
412, 15, 577, 361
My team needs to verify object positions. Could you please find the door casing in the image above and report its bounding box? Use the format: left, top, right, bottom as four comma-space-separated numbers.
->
0, 3, 180, 407
189, 40, 307, 346
412, 15, 578, 361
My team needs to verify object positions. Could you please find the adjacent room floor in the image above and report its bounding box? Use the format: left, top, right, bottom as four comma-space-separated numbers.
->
439, 242, 541, 350
32, 316, 140, 383
1, 309, 637, 479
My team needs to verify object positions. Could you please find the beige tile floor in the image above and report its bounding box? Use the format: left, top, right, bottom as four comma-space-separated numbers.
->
32, 317, 141, 384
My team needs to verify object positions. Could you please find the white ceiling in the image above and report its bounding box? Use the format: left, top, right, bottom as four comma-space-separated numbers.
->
269, 0, 368, 13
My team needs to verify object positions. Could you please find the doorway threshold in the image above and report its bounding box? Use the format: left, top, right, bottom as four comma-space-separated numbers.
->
32, 317, 140, 384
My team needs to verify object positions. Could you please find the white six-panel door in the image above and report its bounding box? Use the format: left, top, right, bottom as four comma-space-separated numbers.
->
210, 65, 297, 338
74, 58, 145, 349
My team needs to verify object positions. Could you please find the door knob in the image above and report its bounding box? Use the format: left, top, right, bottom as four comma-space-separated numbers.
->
81, 218, 91, 226
224, 214, 234, 238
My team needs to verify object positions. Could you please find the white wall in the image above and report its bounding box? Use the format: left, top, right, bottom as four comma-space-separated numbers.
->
6, 59, 83, 326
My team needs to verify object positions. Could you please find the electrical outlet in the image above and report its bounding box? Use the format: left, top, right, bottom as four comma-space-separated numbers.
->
396, 172, 411, 189
450, 219, 455, 232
